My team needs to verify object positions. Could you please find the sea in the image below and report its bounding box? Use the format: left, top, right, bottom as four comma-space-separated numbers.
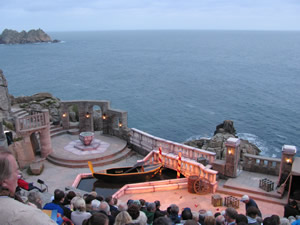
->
0, 30, 299, 157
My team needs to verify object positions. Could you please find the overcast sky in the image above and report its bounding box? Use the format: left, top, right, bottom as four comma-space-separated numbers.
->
1, 0, 300, 32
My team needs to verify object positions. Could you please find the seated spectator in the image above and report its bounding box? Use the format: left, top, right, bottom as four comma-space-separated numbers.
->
106, 196, 120, 218
0, 149, 57, 225
118, 202, 128, 212
224, 207, 237, 225
85, 194, 96, 213
204, 216, 216, 225
140, 199, 147, 211
271, 214, 280, 225
144, 202, 156, 225
83, 212, 109, 225
215, 215, 225, 225
191, 211, 200, 223
168, 204, 180, 224
246, 206, 260, 225
113, 198, 118, 210
235, 214, 248, 224
63, 191, 76, 207
27, 191, 43, 209
280, 217, 290, 225
154, 200, 166, 220
114, 211, 132, 225
289, 216, 297, 224
184, 219, 199, 225
198, 209, 207, 225
43, 189, 66, 216
180, 208, 193, 224
153, 217, 172, 225
99, 201, 115, 225
71, 197, 92, 225
90, 199, 101, 214
128, 204, 147, 225
263, 217, 275, 225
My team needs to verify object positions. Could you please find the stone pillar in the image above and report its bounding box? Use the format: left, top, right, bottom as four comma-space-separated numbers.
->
39, 110, 52, 158
61, 103, 70, 129
278, 145, 297, 184
225, 137, 240, 178
79, 103, 93, 132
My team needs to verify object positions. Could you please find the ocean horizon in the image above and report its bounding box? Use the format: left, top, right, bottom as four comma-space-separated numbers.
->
1, 30, 299, 157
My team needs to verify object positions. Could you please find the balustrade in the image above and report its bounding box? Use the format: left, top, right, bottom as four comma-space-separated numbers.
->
243, 153, 281, 176
16, 113, 47, 132
130, 128, 216, 163
141, 150, 217, 185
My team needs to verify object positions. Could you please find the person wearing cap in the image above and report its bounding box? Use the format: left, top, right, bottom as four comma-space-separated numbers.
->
240, 195, 262, 217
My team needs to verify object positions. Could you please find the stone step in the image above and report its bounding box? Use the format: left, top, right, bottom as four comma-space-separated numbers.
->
50, 126, 64, 134
11, 109, 29, 118
48, 145, 130, 164
223, 181, 281, 199
47, 147, 133, 168
50, 130, 68, 137
216, 182, 288, 206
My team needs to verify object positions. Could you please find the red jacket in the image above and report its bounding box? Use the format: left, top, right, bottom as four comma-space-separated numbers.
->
17, 178, 29, 190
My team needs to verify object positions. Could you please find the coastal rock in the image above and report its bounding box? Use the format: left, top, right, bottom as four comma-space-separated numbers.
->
214, 120, 236, 135
0, 70, 11, 120
0, 29, 58, 44
184, 120, 261, 160
11, 92, 61, 124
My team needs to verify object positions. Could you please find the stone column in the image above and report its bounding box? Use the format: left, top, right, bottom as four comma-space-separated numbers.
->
225, 137, 240, 177
39, 110, 52, 158
278, 145, 297, 184
79, 102, 93, 132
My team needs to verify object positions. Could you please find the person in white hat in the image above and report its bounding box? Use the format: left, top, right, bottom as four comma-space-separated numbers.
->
240, 195, 262, 217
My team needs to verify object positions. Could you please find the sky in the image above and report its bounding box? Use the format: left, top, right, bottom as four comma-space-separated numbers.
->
0, 0, 300, 32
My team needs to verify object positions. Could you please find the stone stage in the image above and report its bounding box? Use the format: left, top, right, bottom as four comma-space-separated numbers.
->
48, 132, 132, 168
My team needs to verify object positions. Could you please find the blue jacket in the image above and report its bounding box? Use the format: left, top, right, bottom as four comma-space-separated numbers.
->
43, 202, 64, 216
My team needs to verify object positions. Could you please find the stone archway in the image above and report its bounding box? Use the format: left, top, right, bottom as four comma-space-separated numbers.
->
30, 132, 40, 156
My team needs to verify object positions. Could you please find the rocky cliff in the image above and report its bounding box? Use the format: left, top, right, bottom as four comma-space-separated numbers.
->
0, 70, 11, 120
184, 120, 261, 160
0, 29, 58, 44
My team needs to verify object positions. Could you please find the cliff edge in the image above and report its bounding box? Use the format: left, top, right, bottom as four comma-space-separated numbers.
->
0, 28, 59, 44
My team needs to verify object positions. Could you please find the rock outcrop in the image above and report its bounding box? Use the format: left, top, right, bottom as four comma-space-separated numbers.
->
11, 92, 61, 125
0, 29, 59, 44
184, 120, 261, 160
0, 70, 11, 120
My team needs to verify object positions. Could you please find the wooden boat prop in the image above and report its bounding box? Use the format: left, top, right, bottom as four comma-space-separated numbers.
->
88, 161, 162, 182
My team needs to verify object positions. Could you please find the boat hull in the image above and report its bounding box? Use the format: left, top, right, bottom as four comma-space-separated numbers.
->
92, 164, 162, 183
